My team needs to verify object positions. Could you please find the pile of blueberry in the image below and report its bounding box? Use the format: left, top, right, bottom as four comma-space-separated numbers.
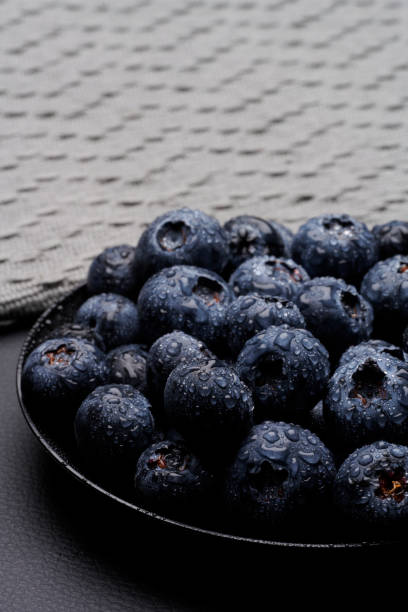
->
21, 210, 408, 534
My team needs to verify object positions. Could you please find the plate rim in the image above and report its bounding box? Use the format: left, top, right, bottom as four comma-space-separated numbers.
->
15, 284, 393, 550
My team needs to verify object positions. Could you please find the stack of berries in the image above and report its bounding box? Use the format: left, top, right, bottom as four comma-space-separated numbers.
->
21, 210, 408, 531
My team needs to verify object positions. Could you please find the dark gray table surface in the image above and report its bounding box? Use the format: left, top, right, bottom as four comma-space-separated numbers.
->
0, 325, 400, 611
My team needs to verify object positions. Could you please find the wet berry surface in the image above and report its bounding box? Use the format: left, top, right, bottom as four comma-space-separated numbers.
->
19, 208, 408, 543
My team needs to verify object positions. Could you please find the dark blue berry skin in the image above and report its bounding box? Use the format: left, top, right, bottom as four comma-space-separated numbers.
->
105, 344, 148, 394
134, 208, 229, 281
223, 215, 291, 273
361, 255, 408, 342
268, 221, 293, 257
22, 337, 106, 410
229, 256, 309, 301
87, 244, 140, 298
403, 326, 408, 355
75, 293, 140, 351
146, 331, 215, 407
236, 325, 330, 423
225, 421, 336, 526
164, 360, 254, 460
74, 384, 154, 473
324, 355, 408, 453
339, 339, 407, 369
137, 265, 234, 350
334, 441, 408, 526
42, 322, 105, 350
292, 214, 378, 285
296, 277, 374, 361
225, 294, 306, 357
372, 220, 408, 260
134, 439, 214, 513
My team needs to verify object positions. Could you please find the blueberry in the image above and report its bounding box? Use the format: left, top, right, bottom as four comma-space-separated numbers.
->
225, 294, 306, 357
225, 421, 336, 525
229, 256, 309, 301
324, 355, 408, 451
372, 220, 408, 260
223, 215, 291, 273
339, 339, 407, 369
134, 439, 214, 512
361, 255, 408, 342
22, 337, 106, 410
296, 277, 374, 361
236, 325, 330, 422
334, 441, 408, 526
164, 360, 254, 460
74, 384, 154, 473
134, 208, 229, 281
75, 293, 140, 351
292, 214, 378, 284
105, 344, 148, 394
146, 331, 215, 406
137, 265, 234, 349
87, 244, 139, 298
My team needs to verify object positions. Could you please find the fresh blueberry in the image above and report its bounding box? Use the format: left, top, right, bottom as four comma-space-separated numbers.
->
87, 244, 139, 298
236, 325, 330, 422
133, 208, 229, 281
134, 439, 214, 513
296, 277, 374, 361
372, 220, 408, 260
361, 255, 408, 342
74, 384, 154, 473
292, 214, 378, 284
164, 359, 254, 460
75, 293, 140, 351
225, 294, 306, 357
225, 421, 336, 526
229, 256, 309, 301
105, 344, 148, 394
339, 339, 407, 369
22, 337, 106, 410
223, 215, 291, 273
137, 265, 234, 349
146, 331, 215, 406
334, 441, 408, 526
324, 355, 408, 452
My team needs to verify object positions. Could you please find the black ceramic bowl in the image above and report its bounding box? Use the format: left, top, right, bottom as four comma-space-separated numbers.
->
16, 284, 400, 549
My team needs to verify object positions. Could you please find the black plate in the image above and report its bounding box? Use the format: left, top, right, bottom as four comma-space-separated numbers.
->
16, 284, 399, 549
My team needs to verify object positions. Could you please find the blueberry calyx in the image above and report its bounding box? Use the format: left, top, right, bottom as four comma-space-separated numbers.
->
349, 359, 388, 406
375, 468, 406, 503
193, 276, 223, 306
157, 221, 190, 252
249, 462, 288, 499
341, 291, 361, 320
45, 344, 75, 366
254, 355, 284, 388
231, 227, 259, 258
322, 217, 354, 233
148, 445, 189, 472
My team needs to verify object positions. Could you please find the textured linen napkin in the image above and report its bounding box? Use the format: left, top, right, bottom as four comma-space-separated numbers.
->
1, 0, 407, 322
